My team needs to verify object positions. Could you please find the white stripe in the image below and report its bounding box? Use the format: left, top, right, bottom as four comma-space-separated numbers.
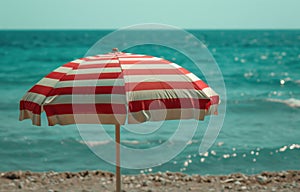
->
19, 110, 41, 126
80, 60, 119, 65
124, 74, 190, 83
69, 67, 121, 75
202, 87, 218, 97
206, 104, 218, 115
21, 92, 46, 104
127, 89, 209, 101
37, 78, 59, 87
185, 73, 218, 97
54, 67, 73, 73
128, 108, 206, 123
45, 94, 125, 104
85, 56, 101, 60
118, 57, 161, 61
126, 54, 145, 57
71, 59, 84, 64
121, 64, 174, 69
56, 79, 125, 87
186, 73, 201, 82
129, 108, 206, 115
170, 63, 182, 68
117, 54, 146, 58
96, 54, 116, 57
47, 114, 126, 125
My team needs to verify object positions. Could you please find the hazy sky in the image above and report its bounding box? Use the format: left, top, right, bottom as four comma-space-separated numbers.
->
0, 0, 299, 29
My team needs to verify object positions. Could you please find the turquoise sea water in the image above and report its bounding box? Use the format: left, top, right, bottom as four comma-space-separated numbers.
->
0, 30, 299, 175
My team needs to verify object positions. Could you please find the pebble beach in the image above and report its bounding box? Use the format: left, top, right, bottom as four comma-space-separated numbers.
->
1, 170, 299, 192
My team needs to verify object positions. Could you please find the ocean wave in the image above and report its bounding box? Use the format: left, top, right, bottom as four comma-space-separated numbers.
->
78, 139, 196, 147
79, 140, 111, 147
266, 98, 300, 108
79, 140, 143, 147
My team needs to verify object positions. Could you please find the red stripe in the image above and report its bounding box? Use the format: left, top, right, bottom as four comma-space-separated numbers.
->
128, 98, 210, 112
63, 63, 79, 69
120, 60, 171, 64
123, 68, 189, 75
93, 55, 118, 59
48, 86, 125, 96
43, 104, 126, 116
84, 57, 117, 61
46, 72, 66, 80
177, 68, 190, 74
210, 95, 219, 105
77, 63, 120, 69
20, 100, 41, 114
77, 57, 111, 61
204, 96, 219, 110
126, 82, 203, 91
193, 80, 209, 89
29, 85, 53, 96
66, 58, 103, 65
63, 62, 119, 69
61, 73, 123, 81
78, 58, 89, 61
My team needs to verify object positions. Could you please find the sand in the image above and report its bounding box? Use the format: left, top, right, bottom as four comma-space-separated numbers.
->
0, 170, 299, 192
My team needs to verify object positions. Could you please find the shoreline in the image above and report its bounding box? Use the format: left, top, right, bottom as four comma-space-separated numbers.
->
0, 170, 299, 192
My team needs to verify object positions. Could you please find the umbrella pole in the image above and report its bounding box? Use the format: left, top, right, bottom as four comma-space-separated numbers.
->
115, 124, 121, 192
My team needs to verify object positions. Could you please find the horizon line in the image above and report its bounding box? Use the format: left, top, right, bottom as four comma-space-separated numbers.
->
1, 28, 300, 31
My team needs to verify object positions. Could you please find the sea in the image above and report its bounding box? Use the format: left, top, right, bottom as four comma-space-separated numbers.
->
0, 30, 299, 175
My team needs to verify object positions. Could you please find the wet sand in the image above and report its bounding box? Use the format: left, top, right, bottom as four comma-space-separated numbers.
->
0, 170, 299, 192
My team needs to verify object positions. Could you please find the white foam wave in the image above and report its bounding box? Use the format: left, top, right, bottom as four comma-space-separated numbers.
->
79, 140, 142, 147
79, 140, 111, 147
121, 140, 140, 145
266, 98, 300, 108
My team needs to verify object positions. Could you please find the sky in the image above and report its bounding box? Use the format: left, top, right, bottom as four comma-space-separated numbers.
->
0, 0, 299, 30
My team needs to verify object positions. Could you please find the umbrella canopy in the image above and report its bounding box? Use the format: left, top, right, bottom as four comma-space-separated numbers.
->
20, 49, 219, 126
19, 49, 219, 192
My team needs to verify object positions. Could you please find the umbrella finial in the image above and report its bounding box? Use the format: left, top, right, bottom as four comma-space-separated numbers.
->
112, 48, 119, 53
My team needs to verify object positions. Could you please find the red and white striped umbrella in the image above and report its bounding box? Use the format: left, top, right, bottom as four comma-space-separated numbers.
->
20, 49, 219, 126
19, 48, 219, 192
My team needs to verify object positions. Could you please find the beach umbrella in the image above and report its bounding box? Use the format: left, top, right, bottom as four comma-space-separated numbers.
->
19, 48, 219, 192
